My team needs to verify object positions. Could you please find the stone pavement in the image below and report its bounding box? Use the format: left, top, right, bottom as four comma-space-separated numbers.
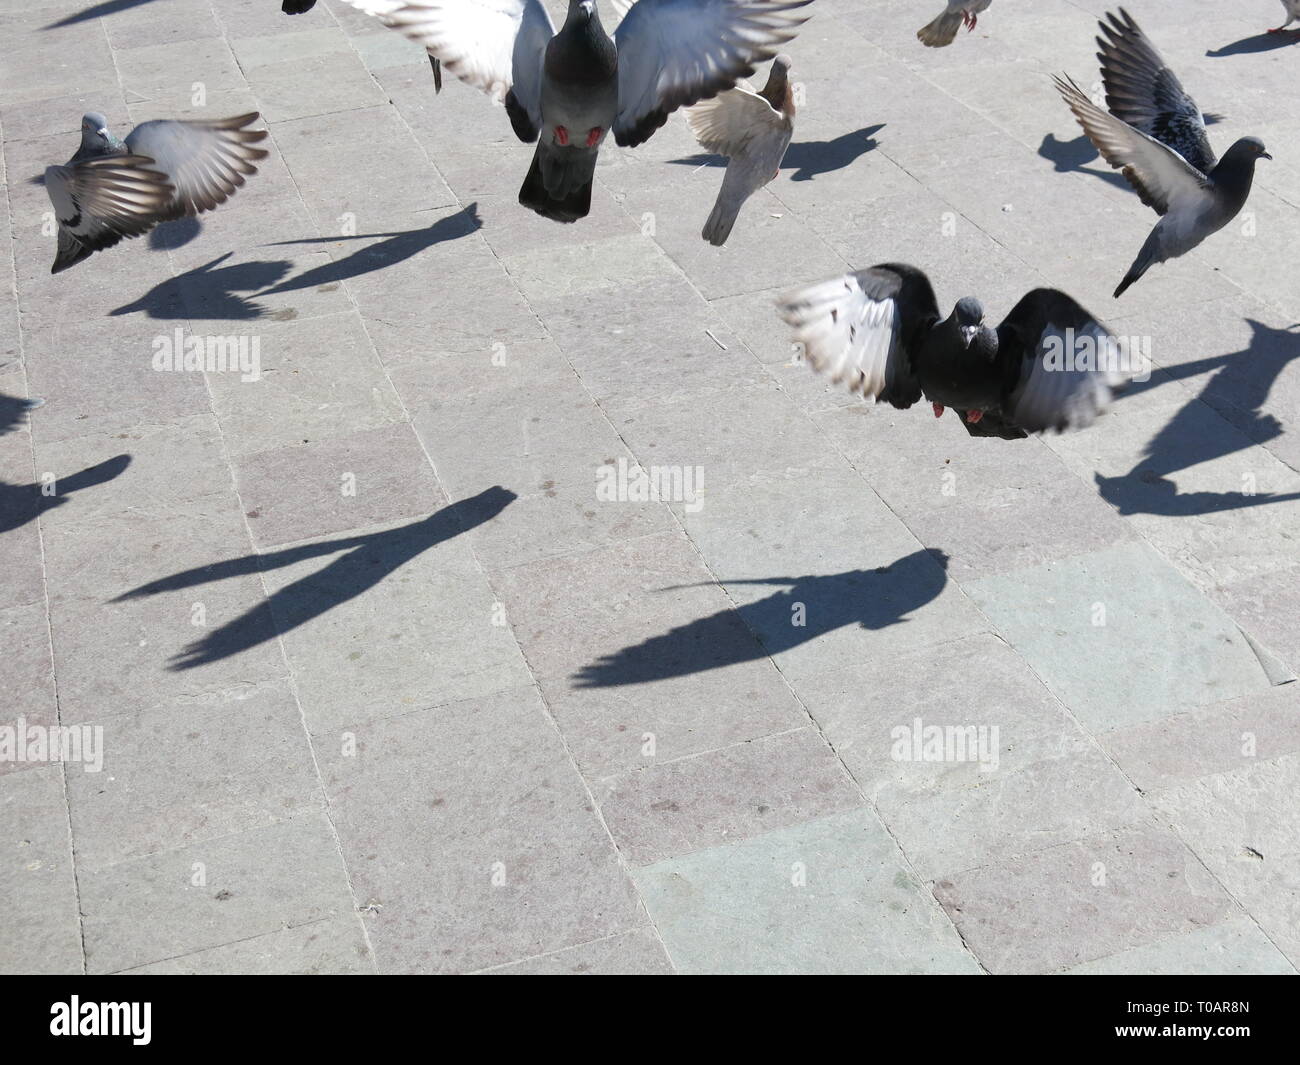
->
1, 0, 1298, 974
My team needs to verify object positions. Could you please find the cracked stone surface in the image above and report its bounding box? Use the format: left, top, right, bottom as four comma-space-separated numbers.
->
1, 0, 1298, 974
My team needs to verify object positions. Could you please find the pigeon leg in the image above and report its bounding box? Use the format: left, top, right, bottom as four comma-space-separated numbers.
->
968, 13, 977, 31
932, 403, 945, 419
965, 409, 984, 424
585, 127, 603, 148
554, 126, 570, 146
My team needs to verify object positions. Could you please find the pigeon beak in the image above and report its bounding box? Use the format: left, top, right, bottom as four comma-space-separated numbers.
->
96, 127, 109, 138
1261, 150, 1273, 161
959, 326, 978, 348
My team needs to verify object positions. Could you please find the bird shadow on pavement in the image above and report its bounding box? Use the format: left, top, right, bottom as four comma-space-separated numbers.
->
109, 205, 480, 320
1096, 320, 1300, 516
0, 454, 131, 535
572, 547, 947, 687
42, 0, 158, 29
667, 125, 884, 183
149, 217, 202, 252
1037, 133, 1132, 194
0, 393, 43, 438
1207, 31, 1300, 57
112, 485, 516, 671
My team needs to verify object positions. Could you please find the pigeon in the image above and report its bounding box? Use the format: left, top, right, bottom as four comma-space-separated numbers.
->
684, 54, 795, 246
777, 264, 1131, 438
917, 0, 991, 48
284, 0, 443, 87
1271, 0, 1300, 31
44, 112, 268, 274
338, 0, 812, 222
1054, 10, 1270, 298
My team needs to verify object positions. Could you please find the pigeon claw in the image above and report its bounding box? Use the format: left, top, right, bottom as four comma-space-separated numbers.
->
965, 409, 984, 424
932, 403, 945, 419
554, 125, 570, 146
585, 127, 603, 148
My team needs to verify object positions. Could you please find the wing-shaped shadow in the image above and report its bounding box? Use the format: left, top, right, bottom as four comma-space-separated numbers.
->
0, 393, 43, 438
666, 126, 884, 183
1037, 132, 1132, 194
111, 252, 292, 320
573, 548, 948, 686
114, 486, 516, 670
1207, 31, 1300, 57
1096, 320, 1300, 515
258, 203, 481, 295
1, 455, 131, 534
149, 217, 202, 252
43, 0, 159, 28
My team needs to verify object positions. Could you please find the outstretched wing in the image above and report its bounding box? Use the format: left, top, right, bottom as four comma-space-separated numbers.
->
125, 114, 268, 219
1096, 7, 1216, 174
777, 264, 940, 409
997, 288, 1131, 434
44, 156, 174, 273
613, 0, 810, 148
1054, 75, 1208, 216
337, 0, 554, 112
684, 81, 785, 157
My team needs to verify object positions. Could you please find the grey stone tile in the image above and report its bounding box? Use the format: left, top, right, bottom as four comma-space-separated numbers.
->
319, 687, 643, 973
480, 929, 673, 975
65, 682, 323, 871
635, 808, 981, 974
1064, 916, 1295, 975
965, 542, 1279, 731
0, 766, 83, 974
80, 812, 354, 974
598, 728, 861, 867
113, 37, 246, 103
1152, 754, 1300, 966
123, 914, 375, 975
0, 602, 58, 777
933, 820, 1235, 974
233, 426, 446, 549
244, 51, 387, 124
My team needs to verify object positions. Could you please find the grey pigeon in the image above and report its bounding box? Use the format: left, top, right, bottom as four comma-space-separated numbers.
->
339, 0, 811, 223
1271, 0, 1300, 31
917, 0, 991, 48
284, 0, 443, 88
1055, 9, 1270, 297
778, 264, 1130, 438
685, 54, 795, 246
45, 112, 268, 274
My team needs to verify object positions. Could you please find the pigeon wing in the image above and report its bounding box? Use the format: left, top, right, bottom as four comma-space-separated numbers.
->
684, 81, 785, 156
612, 0, 810, 148
44, 156, 174, 273
777, 263, 939, 409
124, 114, 268, 219
1054, 75, 1207, 215
998, 288, 1131, 434
338, 0, 554, 113
1096, 7, 1216, 174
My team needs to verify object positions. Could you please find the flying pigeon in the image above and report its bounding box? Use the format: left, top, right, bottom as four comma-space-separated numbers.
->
44, 112, 268, 274
917, 0, 991, 48
1054, 9, 1270, 298
1271, 0, 1300, 31
339, 0, 812, 223
282, 0, 443, 87
684, 54, 794, 246
777, 264, 1131, 439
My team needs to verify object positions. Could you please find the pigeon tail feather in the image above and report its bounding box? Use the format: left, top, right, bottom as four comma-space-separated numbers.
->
918, 10, 964, 47
519, 147, 592, 223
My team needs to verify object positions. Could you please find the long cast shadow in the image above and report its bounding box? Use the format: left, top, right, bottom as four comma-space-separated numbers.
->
573, 548, 948, 687
1207, 31, 1300, 57
258, 203, 481, 295
111, 205, 480, 320
115, 486, 516, 670
43, 0, 159, 28
0, 393, 44, 438
1, 455, 131, 534
1097, 320, 1300, 516
667, 125, 884, 183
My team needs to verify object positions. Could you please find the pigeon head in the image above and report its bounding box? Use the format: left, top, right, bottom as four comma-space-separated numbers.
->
1225, 136, 1271, 163
953, 297, 985, 348
567, 0, 597, 22
79, 112, 115, 149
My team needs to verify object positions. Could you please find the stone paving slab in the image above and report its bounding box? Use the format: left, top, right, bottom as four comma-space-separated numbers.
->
1, 0, 1298, 974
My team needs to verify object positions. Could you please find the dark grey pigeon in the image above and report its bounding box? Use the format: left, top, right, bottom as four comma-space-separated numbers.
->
778, 264, 1131, 438
44, 112, 268, 274
1055, 9, 1270, 297
340, 0, 812, 223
